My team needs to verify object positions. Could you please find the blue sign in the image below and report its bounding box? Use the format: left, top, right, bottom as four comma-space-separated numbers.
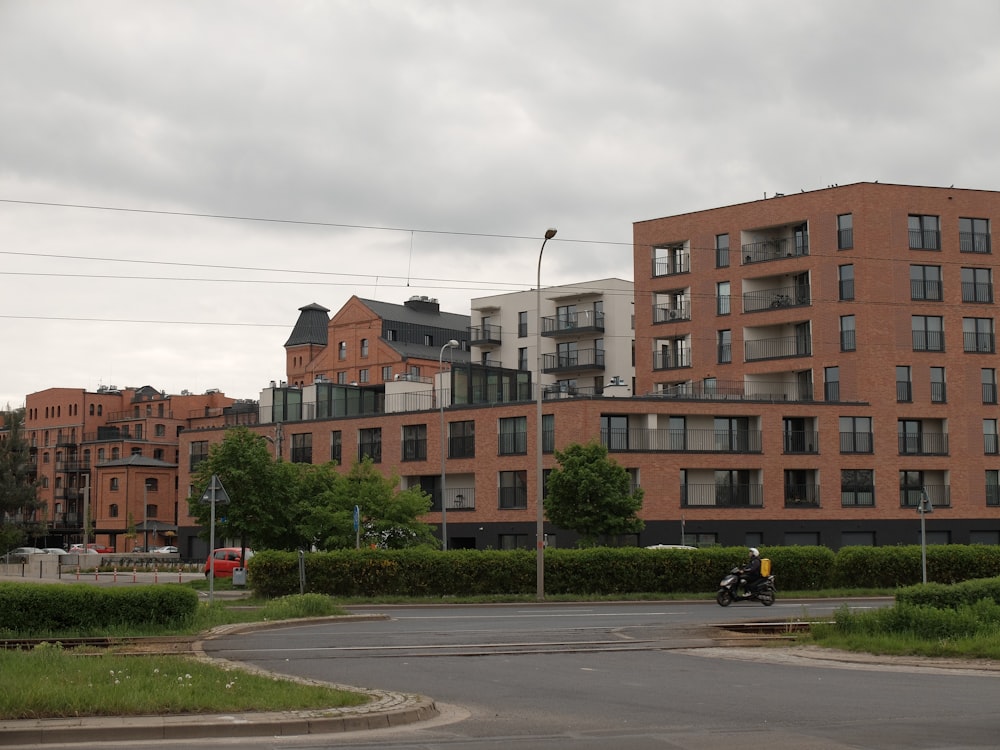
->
353, 505, 360, 532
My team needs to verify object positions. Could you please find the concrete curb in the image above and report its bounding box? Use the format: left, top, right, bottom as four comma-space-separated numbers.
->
0, 614, 439, 746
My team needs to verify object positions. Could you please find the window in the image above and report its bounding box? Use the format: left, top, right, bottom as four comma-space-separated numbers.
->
499, 416, 527, 455
840, 315, 856, 351
983, 368, 998, 404
337, 371, 347, 384
653, 244, 688, 276
155, 423, 166, 437
330, 430, 342, 464
338, 341, 347, 360
145, 478, 158, 492
985, 419, 998, 455
838, 264, 854, 300
543, 413, 555, 454
841, 469, 874, 506
930, 366, 946, 403
382, 366, 393, 381
518, 347, 528, 371
449, 420, 475, 458
423, 334, 434, 346
360, 338, 369, 357
146, 504, 158, 518
498, 470, 528, 509
190, 441, 208, 470
518, 311, 528, 337
601, 415, 629, 450
717, 330, 731, 363
963, 317, 995, 353
960, 217, 991, 254
714, 417, 752, 452
359, 428, 382, 463
498, 533, 529, 550
110, 477, 120, 491
717, 281, 730, 315
961, 267, 993, 303
837, 213, 853, 249
402, 424, 427, 461
899, 471, 925, 508
386, 329, 397, 341
840, 416, 873, 453
824, 366, 840, 402
108, 504, 119, 518
911, 316, 944, 351
359, 368, 369, 383
896, 366, 912, 402
290, 433, 312, 464
909, 214, 940, 250
715, 233, 730, 268
556, 340, 578, 367
910, 265, 942, 300
988, 471, 1000, 506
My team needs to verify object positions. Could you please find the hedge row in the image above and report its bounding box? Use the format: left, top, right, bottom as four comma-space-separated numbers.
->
247, 544, 1000, 598
0, 583, 199, 633
896, 577, 1000, 609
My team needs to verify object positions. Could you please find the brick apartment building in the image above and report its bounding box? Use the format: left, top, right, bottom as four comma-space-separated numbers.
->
21, 385, 255, 554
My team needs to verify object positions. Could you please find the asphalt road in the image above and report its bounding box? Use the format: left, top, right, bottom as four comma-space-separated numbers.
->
185, 598, 1000, 749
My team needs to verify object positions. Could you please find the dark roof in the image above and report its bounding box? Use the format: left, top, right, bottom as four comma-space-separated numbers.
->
284, 303, 331, 347
359, 298, 470, 331
385, 340, 471, 363
96, 455, 177, 469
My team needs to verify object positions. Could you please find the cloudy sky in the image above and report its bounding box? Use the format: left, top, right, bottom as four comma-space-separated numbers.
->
2, 0, 999, 408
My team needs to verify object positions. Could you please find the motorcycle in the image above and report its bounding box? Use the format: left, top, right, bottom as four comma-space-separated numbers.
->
716, 566, 776, 607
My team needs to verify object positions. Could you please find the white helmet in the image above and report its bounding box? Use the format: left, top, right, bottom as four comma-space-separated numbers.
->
748, 547, 760, 558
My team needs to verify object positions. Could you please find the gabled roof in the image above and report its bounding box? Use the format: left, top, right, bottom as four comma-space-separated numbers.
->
284, 303, 331, 347
358, 298, 470, 331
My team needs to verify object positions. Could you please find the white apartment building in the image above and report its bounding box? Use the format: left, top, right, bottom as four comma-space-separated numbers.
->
470, 278, 635, 398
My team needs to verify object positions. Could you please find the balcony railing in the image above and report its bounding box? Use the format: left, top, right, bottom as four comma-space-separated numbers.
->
541, 348, 605, 373
900, 485, 950, 508
744, 334, 811, 362
401, 438, 427, 461
498, 486, 527, 509
601, 428, 762, 453
898, 432, 949, 455
652, 379, 814, 402
681, 483, 763, 508
783, 431, 819, 453
541, 309, 605, 336
961, 282, 994, 303
960, 231, 991, 254
840, 431, 874, 453
743, 284, 811, 313
652, 251, 690, 277
741, 236, 808, 264
652, 348, 691, 370
784, 484, 820, 507
429, 487, 476, 512
963, 331, 996, 353
469, 324, 502, 346
652, 304, 690, 323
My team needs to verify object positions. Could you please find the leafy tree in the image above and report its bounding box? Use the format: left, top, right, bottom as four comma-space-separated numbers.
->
0, 407, 41, 551
543, 441, 645, 547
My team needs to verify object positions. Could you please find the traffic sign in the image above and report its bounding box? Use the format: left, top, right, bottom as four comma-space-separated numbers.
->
199, 474, 231, 504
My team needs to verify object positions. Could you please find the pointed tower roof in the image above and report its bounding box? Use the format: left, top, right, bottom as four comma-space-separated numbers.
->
284, 303, 330, 347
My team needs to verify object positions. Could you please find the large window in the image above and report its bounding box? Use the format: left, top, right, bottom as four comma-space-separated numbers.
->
837, 213, 853, 249
838, 264, 854, 300
402, 424, 427, 461
358, 428, 382, 463
909, 214, 940, 250
963, 317, 995, 353
840, 416, 873, 453
912, 316, 944, 351
717, 330, 732, 364
715, 233, 730, 268
840, 315, 856, 352
331, 430, 342, 464
824, 366, 840, 402
543, 414, 555, 454
841, 469, 875, 506
896, 366, 912, 402
518, 311, 528, 338
449, 420, 475, 458
290, 433, 312, 464
498, 471, 528, 509
910, 265, 942, 300
961, 267, 993, 303
716, 281, 730, 315
983, 368, 998, 404
960, 217, 991, 254
601, 415, 629, 451
985, 419, 998, 455
930, 366, 946, 403
498, 416, 527, 455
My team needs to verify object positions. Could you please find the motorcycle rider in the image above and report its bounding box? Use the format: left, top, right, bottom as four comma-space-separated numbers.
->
738, 547, 763, 598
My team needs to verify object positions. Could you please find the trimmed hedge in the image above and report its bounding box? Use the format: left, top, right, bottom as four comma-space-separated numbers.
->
897, 577, 1000, 609
247, 544, 1000, 599
0, 583, 199, 633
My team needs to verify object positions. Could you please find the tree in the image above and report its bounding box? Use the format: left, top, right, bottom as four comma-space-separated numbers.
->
543, 441, 645, 547
0, 407, 41, 551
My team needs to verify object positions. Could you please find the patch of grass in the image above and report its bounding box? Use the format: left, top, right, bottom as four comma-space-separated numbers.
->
0, 642, 367, 720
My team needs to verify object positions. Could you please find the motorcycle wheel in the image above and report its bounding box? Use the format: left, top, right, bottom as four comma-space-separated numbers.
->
759, 589, 775, 606
716, 590, 732, 607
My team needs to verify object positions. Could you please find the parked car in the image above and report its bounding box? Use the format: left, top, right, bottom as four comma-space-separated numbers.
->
42, 548, 69, 556
70, 543, 114, 554
152, 546, 178, 554
7, 546, 45, 561
203, 547, 254, 578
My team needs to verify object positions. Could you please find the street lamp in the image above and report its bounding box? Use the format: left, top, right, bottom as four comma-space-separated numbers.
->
143, 479, 151, 552
536, 228, 557, 600
439, 339, 460, 551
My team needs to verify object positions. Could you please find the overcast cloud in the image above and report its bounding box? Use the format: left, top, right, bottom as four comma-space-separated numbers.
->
2, 0, 999, 407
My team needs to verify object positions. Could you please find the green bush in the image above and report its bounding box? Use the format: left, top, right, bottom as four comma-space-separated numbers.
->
897, 576, 1000, 609
0, 583, 198, 634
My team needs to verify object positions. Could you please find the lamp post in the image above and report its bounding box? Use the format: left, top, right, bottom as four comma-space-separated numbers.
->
536, 228, 557, 600
143, 480, 150, 552
439, 339, 460, 551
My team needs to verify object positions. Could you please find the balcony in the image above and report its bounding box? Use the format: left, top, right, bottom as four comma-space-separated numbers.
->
652, 378, 814, 402
653, 348, 691, 371
602, 427, 762, 453
744, 333, 812, 362
542, 309, 605, 337
783, 431, 819, 453
960, 231, 992, 254
741, 235, 809, 265
898, 431, 949, 456
681, 483, 763, 508
652, 303, 690, 324
469, 324, 502, 347
542, 348, 605, 374
784, 484, 820, 508
56, 460, 91, 473
900, 485, 951, 508
743, 284, 811, 313
430, 487, 476, 512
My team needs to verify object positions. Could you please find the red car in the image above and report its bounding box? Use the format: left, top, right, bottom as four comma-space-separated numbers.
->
203, 547, 254, 578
